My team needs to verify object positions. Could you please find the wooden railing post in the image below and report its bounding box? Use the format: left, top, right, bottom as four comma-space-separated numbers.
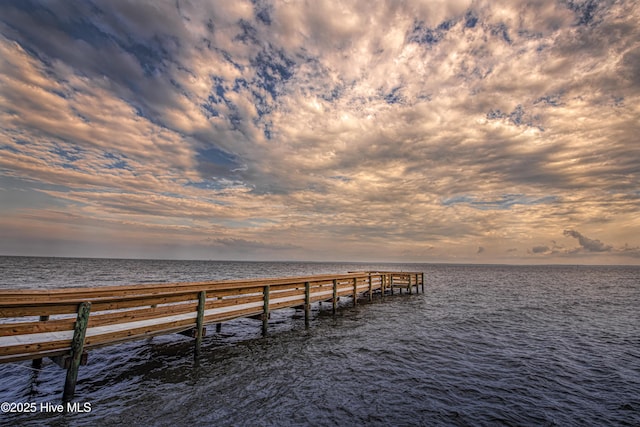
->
63, 302, 91, 402
262, 285, 270, 335
332, 279, 338, 314
368, 274, 372, 302
194, 291, 206, 358
304, 282, 310, 328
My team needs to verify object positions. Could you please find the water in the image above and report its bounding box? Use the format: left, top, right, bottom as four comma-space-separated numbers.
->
0, 257, 639, 426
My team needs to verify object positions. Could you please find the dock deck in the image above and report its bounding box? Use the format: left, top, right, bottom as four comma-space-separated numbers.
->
0, 270, 424, 400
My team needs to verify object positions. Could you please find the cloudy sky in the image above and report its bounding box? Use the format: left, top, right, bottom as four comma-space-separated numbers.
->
0, 0, 639, 264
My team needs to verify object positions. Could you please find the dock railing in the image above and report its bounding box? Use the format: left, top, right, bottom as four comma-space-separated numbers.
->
0, 271, 424, 400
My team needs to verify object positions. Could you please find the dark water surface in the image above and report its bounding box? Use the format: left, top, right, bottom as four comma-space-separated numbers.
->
0, 257, 639, 426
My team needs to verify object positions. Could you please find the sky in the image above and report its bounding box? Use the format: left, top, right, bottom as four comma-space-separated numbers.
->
0, 0, 639, 264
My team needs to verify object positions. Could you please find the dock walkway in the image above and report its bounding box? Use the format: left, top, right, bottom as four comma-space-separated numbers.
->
0, 271, 423, 400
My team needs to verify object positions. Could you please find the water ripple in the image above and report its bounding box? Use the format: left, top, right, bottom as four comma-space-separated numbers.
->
1, 261, 639, 426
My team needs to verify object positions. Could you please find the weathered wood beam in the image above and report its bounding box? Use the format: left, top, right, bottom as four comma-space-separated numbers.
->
304, 282, 310, 328
353, 278, 358, 307
332, 279, 337, 314
194, 290, 206, 358
262, 285, 270, 335
62, 302, 91, 402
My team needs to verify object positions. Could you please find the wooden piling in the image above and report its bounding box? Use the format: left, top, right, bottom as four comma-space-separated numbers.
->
382, 274, 386, 298
304, 281, 310, 328
368, 274, 373, 302
353, 278, 358, 306
51, 352, 88, 369
194, 291, 206, 358
262, 285, 270, 335
332, 279, 337, 314
62, 302, 91, 402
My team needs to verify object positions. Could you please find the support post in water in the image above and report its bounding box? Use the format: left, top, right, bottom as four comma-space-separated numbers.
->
194, 291, 206, 358
304, 281, 310, 328
332, 279, 338, 315
421, 273, 425, 293
368, 274, 373, 302
32, 315, 50, 369
262, 285, 270, 335
63, 302, 91, 402
353, 277, 358, 306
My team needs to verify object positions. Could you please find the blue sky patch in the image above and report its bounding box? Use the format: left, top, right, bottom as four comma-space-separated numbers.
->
251, 48, 296, 99
534, 94, 564, 107
465, 11, 478, 28
330, 175, 352, 183
186, 179, 244, 196
195, 146, 243, 179
383, 86, 405, 105
103, 152, 130, 170
491, 23, 512, 44
566, 0, 599, 26
442, 194, 558, 210
408, 19, 457, 46
1, 144, 22, 154
253, 0, 272, 26
51, 144, 83, 163
486, 105, 543, 130
235, 19, 260, 45
202, 101, 220, 118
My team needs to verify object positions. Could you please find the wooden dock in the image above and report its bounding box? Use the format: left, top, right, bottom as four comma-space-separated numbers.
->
0, 271, 424, 401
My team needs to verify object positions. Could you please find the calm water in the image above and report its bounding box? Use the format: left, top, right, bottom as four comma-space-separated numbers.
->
0, 257, 639, 426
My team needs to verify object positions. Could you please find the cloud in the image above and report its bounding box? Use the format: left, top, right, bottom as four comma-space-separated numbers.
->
207, 237, 299, 252
561, 229, 640, 259
563, 229, 613, 252
0, 1, 639, 262
531, 245, 550, 254
619, 243, 640, 258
